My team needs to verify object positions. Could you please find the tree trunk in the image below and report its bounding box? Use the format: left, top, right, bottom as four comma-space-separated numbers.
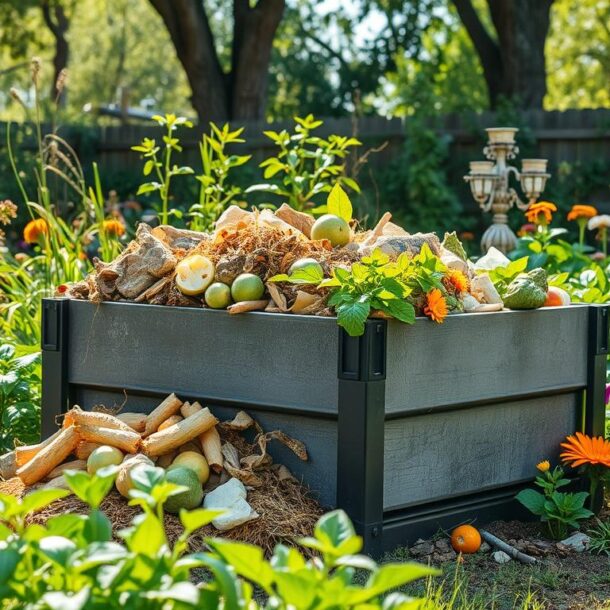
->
149, 0, 229, 123
452, 0, 554, 109
231, 0, 285, 120
149, 0, 284, 124
40, 0, 70, 104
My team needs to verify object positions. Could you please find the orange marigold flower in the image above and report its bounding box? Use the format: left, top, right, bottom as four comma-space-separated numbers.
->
103, 219, 125, 237
567, 204, 598, 222
445, 269, 469, 294
536, 460, 550, 473
525, 201, 557, 225
560, 432, 610, 469
23, 218, 48, 244
424, 288, 448, 324
459, 231, 475, 241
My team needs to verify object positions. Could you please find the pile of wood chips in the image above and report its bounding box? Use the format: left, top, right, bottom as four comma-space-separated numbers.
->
0, 395, 323, 554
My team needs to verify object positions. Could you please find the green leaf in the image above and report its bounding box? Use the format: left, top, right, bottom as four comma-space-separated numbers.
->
346, 563, 439, 604
144, 582, 200, 604
207, 538, 274, 591
38, 535, 77, 567
516, 489, 547, 516
136, 182, 162, 195
336, 299, 371, 337
274, 571, 319, 607
83, 508, 112, 543
383, 299, 416, 324
314, 509, 358, 550
180, 508, 224, 534
41, 587, 90, 610
72, 542, 128, 572
64, 467, 118, 509
327, 183, 352, 222
123, 512, 167, 557
20, 489, 70, 515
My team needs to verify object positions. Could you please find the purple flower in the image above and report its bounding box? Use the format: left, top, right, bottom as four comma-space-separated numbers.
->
605, 383, 610, 406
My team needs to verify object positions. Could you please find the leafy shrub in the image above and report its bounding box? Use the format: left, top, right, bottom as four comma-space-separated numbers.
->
0, 343, 40, 453
0, 464, 437, 608
377, 117, 463, 234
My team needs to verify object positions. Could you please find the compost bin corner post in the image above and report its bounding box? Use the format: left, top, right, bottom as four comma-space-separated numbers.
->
41, 298, 70, 440
336, 320, 387, 557
586, 304, 609, 511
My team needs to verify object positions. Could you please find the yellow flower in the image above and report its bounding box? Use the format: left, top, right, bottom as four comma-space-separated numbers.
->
424, 288, 448, 324
567, 204, 598, 222
102, 219, 125, 237
536, 460, 550, 473
23, 218, 48, 244
525, 201, 557, 226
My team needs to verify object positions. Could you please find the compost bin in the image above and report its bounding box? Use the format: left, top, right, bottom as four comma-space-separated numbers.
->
41, 297, 608, 554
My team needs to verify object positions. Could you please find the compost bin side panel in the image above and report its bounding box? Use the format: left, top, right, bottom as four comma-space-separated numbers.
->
382, 393, 579, 511
69, 387, 339, 508
66, 301, 339, 414
384, 306, 589, 415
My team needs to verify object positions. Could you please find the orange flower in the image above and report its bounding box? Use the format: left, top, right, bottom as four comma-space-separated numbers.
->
517, 223, 536, 237
459, 231, 475, 241
103, 219, 125, 237
525, 201, 557, 225
23, 218, 48, 244
560, 432, 610, 468
445, 269, 469, 294
424, 288, 448, 323
536, 460, 550, 473
567, 204, 598, 222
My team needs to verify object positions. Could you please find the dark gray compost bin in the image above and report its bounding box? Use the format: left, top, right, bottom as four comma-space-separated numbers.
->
41, 298, 608, 554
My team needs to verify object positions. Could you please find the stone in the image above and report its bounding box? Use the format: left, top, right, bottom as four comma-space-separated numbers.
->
470, 273, 503, 305
434, 538, 452, 553
559, 532, 590, 553
492, 550, 511, 564
474, 247, 510, 271
479, 542, 491, 553
434, 550, 457, 563
410, 540, 435, 557
203, 477, 259, 531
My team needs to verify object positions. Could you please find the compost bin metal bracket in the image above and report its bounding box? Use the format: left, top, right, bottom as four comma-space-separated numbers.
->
337, 319, 387, 556
41, 298, 70, 439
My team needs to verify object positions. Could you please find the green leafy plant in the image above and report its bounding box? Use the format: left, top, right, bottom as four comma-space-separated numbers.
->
516, 464, 593, 540
132, 113, 195, 225
188, 123, 251, 232
0, 343, 40, 453
587, 518, 610, 556
484, 257, 529, 297
246, 114, 361, 212
0, 464, 437, 609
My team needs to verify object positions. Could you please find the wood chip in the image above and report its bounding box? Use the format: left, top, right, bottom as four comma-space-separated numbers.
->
144, 393, 183, 437
227, 300, 269, 314
77, 425, 141, 454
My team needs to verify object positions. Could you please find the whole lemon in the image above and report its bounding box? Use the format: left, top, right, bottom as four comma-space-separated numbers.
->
205, 282, 232, 309
231, 273, 265, 302
289, 258, 324, 277
311, 214, 350, 247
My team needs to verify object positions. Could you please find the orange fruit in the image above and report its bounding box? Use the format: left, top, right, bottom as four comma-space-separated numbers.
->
543, 286, 570, 307
450, 525, 481, 554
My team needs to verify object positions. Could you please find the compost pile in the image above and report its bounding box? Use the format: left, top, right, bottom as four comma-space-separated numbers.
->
0, 396, 322, 553
64, 203, 500, 314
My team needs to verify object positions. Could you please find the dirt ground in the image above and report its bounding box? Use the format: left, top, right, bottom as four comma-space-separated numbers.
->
388, 518, 610, 609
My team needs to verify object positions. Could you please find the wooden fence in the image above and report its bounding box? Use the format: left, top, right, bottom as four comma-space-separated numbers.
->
2, 108, 610, 204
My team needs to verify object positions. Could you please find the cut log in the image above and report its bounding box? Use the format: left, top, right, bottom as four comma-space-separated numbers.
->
75, 441, 102, 460
0, 451, 16, 480
116, 412, 147, 433
142, 407, 218, 457
201, 427, 223, 473
46, 459, 87, 480
144, 393, 183, 437
64, 406, 136, 433
158, 415, 183, 432
178, 401, 223, 472
480, 530, 537, 565
15, 429, 62, 467
17, 426, 79, 486
77, 425, 141, 454
227, 300, 269, 314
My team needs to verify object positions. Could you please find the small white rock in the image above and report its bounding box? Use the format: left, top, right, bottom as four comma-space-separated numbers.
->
474, 247, 510, 271
560, 532, 590, 553
203, 478, 259, 531
479, 541, 491, 553
492, 550, 511, 564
